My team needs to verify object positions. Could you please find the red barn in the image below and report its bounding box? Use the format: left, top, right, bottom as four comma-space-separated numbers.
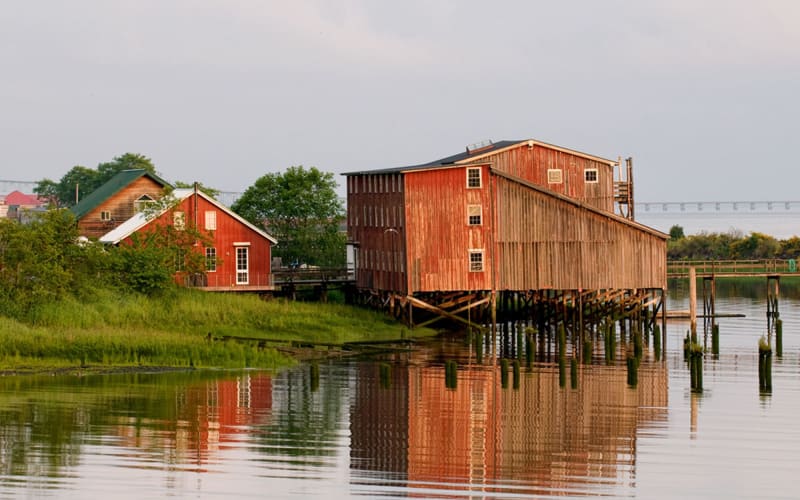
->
100, 188, 277, 290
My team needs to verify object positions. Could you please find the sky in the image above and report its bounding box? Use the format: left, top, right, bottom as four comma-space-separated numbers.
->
2, 1, 799, 202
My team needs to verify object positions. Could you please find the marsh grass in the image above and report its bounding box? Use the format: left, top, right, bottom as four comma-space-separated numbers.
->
2, 289, 434, 370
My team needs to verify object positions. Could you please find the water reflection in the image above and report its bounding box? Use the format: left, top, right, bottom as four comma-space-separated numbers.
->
350, 347, 668, 498
1, 282, 798, 498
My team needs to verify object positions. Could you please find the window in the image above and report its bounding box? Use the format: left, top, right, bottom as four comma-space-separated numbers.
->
100, 211, 111, 221
467, 167, 482, 188
133, 194, 156, 212
205, 247, 217, 272
175, 248, 186, 271
469, 250, 484, 272
205, 210, 217, 230
236, 246, 249, 284
173, 211, 185, 230
547, 169, 563, 184
584, 168, 599, 183
467, 205, 482, 225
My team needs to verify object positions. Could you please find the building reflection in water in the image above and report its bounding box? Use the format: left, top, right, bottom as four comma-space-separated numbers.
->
350, 349, 668, 497
112, 373, 274, 468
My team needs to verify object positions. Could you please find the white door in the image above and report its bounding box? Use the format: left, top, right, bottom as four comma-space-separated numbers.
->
236, 247, 249, 284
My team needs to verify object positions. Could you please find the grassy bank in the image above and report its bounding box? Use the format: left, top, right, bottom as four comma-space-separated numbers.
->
0, 289, 435, 372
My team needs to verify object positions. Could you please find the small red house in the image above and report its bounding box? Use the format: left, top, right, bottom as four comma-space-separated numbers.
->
99, 188, 277, 290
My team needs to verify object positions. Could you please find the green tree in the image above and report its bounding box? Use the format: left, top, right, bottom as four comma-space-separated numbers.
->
0, 210, 110, 317
35, 153, 158, 208
669, 224, 685, 240
232, 166, 345, 267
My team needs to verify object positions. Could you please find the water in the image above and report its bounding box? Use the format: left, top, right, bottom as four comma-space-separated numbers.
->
1, 282, 800, 499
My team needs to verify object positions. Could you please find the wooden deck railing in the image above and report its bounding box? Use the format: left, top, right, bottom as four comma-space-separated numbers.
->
667, 259, 799, 278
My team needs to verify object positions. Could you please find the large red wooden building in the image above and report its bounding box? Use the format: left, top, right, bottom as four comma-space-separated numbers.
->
344, 139, 667, 328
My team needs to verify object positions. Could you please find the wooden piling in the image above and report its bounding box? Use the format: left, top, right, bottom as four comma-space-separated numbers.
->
379, 362, 392, 388
310, 362, 320, 392
570, 357, 578, 389
689, 267, 697, 338
501, 358, 509, 388
626, 355, 638, 388
759, 336, 772, 393
711, 323, 720, 357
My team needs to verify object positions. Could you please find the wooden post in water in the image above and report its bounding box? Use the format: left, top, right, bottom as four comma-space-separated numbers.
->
689, 267, 698, 340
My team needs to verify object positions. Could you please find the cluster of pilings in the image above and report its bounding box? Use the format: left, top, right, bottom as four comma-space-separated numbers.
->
489, 288, 665, 368
693, 271, 784, 395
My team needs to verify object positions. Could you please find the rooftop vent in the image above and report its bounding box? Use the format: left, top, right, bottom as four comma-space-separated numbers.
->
466, 139, 493, 154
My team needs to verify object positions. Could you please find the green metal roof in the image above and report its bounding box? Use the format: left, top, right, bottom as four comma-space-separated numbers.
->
70, 169, 171, 219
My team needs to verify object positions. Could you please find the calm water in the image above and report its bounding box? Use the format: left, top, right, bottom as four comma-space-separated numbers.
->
2, 282, 800, 499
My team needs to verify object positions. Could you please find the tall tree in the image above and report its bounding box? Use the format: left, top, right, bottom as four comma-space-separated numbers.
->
35, 153, 158, 208
232, 166, 345, 267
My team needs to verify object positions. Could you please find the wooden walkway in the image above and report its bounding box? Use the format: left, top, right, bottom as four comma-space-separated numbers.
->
667, 259, 799, 279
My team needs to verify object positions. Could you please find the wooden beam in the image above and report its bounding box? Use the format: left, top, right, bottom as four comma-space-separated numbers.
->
415, 297, 491, 329
407, 296, 490, 332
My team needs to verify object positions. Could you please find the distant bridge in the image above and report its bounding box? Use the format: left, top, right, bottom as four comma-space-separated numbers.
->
636, 201, 800, 213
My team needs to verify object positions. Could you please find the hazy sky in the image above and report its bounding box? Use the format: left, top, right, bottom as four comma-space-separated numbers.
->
2, 1, 799, 201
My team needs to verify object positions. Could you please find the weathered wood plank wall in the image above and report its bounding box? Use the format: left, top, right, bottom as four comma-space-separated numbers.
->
493, 172, 666, 291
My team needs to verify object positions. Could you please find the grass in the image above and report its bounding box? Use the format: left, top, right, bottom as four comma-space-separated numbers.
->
0, 289, 436, 372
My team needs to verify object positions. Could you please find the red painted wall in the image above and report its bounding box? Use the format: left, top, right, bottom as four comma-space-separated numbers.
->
124, 193, 273, 288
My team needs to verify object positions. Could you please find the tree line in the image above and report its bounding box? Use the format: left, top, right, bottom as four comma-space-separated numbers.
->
668, 225, 800, 260
33, 153, 346, 269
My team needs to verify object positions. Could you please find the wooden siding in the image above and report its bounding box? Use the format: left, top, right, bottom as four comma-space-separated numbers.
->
78, 176, 165, 239
492, 172, 666, 291
404, 165, 493, 292
126, 194, 273, 288
465, 143, 615, 212
347, 173, 407, 292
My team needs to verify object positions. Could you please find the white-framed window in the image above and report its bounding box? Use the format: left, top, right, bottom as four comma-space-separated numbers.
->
205, 247, 217, 272
133, 194, 156, 212
175, 248, 186, 271
205, 210, 217, 230
469, 249, 484, 272
173, 211, 185, 230
547, 169, 563, 184
467, 205, 482, 225
467, 167, 482, 188
236, 246, 249, 284
584, 168, 599, 183
100, 211, 111, 221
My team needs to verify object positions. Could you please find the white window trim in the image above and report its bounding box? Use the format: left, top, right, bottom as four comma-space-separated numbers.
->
469, 249, 485, 272
467, 167, 482, 189
584, 168, 599, 184
467, 204, 482, 226
205, 210, 217, 230
236, 246, 249, 285
100, 211, 111, 221
205, 247, 217, 272
547, 169, 563, 184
